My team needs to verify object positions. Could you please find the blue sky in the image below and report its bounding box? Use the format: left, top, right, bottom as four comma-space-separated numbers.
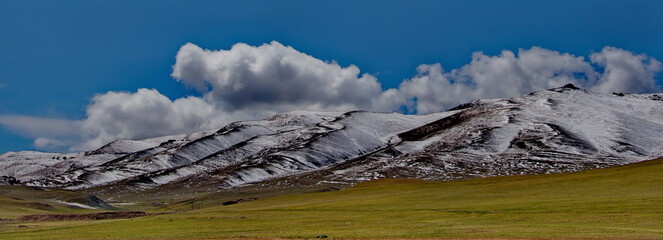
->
1, 0, 662, 153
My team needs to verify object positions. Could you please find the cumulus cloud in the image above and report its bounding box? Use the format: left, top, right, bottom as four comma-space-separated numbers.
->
0, 42, 660, 152
76, 88, 229, 151
384, 46, 661, 113
590, 47, 662, 93
172, 41, 383, 112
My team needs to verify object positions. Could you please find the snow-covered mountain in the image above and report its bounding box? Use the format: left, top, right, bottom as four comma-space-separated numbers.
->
2, 85, 663, 193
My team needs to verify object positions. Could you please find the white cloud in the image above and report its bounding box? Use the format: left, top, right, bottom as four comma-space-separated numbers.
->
377, 63, 475, 114
0, 42, 660, 152
0, 115, 81, 139
0, 89, 256, 152
34, 138, 69, 150
590, 46, 662, 94
0, 116, 82, 152
76, 88, 230, 151
172, 41, 383, 112
382, 46, 660, 114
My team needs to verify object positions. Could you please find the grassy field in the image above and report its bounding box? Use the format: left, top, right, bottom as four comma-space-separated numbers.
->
0, 185, 108, 219
1, 157, 662, 239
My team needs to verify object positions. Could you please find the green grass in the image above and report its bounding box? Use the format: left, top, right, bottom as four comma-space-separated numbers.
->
2, 158, 663, 239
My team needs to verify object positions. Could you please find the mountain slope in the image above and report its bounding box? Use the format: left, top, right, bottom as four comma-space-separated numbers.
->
1, 85, 663, 194
280, 86, 663, 186
0, 185, 113, 218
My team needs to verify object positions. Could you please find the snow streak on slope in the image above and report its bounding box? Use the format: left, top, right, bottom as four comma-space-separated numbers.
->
1, 86, 663, 192
75, 111, 449, 191
0, 151, 119, 180
290, 86, 663, 185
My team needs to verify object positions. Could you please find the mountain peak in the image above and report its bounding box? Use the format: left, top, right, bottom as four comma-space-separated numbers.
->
561, 83, 580, 90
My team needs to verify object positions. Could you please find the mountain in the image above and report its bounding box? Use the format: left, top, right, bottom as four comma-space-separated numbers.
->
2, 85, 663, 196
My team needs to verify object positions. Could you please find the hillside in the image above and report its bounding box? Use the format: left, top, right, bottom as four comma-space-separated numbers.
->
1, 157, 662, 239
1, 85, 663, 199
0, 186, 113, 218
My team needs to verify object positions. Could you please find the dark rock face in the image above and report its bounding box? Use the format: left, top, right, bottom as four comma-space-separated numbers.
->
84, 195, 117, 210
0, 176, 19, 185
221, 198, 258, 206
562, 83, 580, 90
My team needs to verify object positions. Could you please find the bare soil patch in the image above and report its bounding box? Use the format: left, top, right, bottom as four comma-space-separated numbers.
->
14, 211, 163, 221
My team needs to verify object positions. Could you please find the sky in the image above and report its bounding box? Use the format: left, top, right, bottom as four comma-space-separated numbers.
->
1, 0, 662, 153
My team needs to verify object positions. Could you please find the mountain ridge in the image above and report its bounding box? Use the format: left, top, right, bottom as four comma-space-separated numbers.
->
2, 85, 663, 196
